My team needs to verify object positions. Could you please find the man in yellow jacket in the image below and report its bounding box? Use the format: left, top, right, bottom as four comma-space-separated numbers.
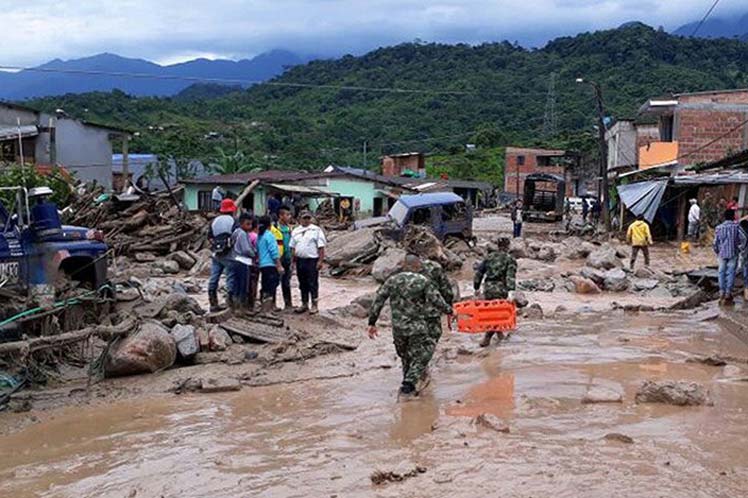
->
627, 214, 653, 270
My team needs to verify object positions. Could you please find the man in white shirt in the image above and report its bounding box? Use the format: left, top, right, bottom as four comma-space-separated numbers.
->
290, 211, 327, 314
688, 198, 701, 242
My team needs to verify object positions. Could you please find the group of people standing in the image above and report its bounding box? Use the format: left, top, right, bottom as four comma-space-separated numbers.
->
207, 197, 327, 315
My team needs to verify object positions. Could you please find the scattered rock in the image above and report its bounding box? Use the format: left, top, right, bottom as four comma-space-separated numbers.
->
586, 246, 622, 270
604, 433, 634, 444
509, 239, 528, 259
603, 268, 630, 292
517, 279, 554, 293
647, 286, 673, 299
669, 289, 708, 310
200, 377, 242, 393
474, 413, 510, 433
162, 294, 204, 316
169, 250, 197, 270
634, 266, 656, 279
134, 252, 157, 263
155, 259, 180, 274
352, 292, 377, 310
512, 290, 529, 308
635, 380, 710, 406
371, 248, 407, 282
208, 325, 232, 351
171, 324, 199, 359
633, 278, 659, 291
722, 365, 742, 378
582, 386, 623, 404
569, 276, 601, 294
325, 228, 380, 266
535, 245, 556, 262
523, 303, 544, 320
580, 267, 606, 286
105, 321, 177, 377
555, 305, 568, 314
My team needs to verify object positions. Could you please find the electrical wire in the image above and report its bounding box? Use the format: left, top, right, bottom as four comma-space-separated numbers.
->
0, 64, 556, 98
691, 0, 722, 37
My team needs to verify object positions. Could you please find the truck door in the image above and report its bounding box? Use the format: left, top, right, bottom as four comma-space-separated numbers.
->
0, 231, 26, 290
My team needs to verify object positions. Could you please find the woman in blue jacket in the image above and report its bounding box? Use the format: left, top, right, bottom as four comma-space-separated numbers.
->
257, 215, 284, 312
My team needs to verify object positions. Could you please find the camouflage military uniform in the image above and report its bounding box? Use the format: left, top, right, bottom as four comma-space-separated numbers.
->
368, 271, 452, 386
474, 251, 517, 299
474, 250, 517, 345
420, 260, 454, 341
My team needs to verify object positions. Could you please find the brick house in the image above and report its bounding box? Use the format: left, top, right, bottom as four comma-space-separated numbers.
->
504, 147, 584, 197
381, 152, 425, 177
636, 89, 748, 169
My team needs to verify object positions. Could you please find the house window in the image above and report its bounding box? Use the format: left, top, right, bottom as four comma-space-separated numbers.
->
517, 155, 525, 166
197, 191, 213, 211
660, 116, 674, 142
537, 156, 551, 167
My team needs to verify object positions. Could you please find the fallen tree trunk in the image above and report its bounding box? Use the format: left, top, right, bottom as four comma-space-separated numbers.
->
0, 318, 138, 358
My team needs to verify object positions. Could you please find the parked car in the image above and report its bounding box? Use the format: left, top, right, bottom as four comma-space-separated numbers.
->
0, 186, 109, 297
354, 192, 473, 240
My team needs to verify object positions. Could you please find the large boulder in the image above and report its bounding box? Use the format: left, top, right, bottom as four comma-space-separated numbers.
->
560, 238, 597, 259
569, 276, 601, 294
635, 380, 710, 406
162, 294, 204, 316
105, 321, 177, 377
633, 278, 659, 291
169, 251, 197, 270
586, 246, 622, 270
155, 259, 180, 274
325, 228, 380, 266
603, 268, 630, 292
508, 239, 529, 259
371, 248, 407, 282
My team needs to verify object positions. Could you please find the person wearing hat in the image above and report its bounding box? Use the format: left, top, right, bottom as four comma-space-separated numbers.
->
290, 211, 327, 314
688, 198, 701, 242
207, 198, 239, 312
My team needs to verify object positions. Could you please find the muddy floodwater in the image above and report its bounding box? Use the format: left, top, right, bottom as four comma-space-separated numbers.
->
2, 305, 748, 497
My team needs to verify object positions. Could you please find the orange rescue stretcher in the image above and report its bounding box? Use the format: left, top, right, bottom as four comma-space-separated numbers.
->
452, 300, 517, 334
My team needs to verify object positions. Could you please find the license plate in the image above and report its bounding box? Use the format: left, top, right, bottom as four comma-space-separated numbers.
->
0, 261, 19, 283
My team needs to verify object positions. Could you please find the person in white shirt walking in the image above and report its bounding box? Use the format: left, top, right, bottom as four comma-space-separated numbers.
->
211, 185, 225, 212
688, 198, 701, 242
290, 211, 327, 314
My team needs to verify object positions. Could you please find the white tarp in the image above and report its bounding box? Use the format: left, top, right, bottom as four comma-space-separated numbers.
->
617, 180, 668, 223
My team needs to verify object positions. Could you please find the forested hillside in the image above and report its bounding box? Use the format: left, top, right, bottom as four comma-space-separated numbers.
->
25, 24, 748, 182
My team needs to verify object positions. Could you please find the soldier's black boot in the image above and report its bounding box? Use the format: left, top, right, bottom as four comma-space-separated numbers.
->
479, 332, 495, 347
209, 291, 225, 313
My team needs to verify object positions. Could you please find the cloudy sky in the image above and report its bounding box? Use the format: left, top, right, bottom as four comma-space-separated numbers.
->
1, 0, 745, 66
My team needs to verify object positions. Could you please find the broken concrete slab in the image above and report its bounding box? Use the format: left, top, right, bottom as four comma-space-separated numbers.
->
169, 250, 197, 270
325, 228, 380, 266
371, 248, 407, 282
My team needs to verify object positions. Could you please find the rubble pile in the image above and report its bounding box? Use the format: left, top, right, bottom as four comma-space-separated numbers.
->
326, 225, 465, 279
66, 190, 209, 259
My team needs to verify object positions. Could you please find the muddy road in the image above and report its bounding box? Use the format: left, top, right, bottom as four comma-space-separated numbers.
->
2, 305, 748, 497
2, 216, 748, 497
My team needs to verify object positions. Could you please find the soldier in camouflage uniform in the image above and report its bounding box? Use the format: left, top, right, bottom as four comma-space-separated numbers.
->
473, 237, 517, 347
420, 259, 454, 342
368, 255, 453, 396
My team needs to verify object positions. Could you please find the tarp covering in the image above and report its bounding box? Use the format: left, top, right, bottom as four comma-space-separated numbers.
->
617, 180, 668, 223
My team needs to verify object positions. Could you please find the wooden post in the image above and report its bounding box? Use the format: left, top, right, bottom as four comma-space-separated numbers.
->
676, 192, 686, 241
121, 135, 130, 192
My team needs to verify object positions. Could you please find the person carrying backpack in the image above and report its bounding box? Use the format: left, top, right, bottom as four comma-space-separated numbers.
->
207, 199, 238, 312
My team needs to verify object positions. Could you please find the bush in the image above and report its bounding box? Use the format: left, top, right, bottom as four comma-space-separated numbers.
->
0, 163, 74, 208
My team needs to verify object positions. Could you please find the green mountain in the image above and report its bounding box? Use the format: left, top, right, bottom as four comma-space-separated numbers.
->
25, 24, 748, 183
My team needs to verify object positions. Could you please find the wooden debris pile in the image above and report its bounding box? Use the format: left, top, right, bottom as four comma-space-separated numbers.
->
64, 188, 209, 257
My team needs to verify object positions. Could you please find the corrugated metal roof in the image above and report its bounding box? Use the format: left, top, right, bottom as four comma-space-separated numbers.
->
672, 170, 748, 185
617, 180, 668, 223
266, 183, 336, 196
182, 170, 322, 185
0, 125, 38, 141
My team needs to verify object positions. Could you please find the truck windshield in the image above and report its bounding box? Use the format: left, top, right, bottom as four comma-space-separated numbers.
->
388, 201, 409, 225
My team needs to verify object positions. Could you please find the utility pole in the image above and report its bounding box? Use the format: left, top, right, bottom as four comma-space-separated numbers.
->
362, 140, 367, 168
577, 78, 610, 231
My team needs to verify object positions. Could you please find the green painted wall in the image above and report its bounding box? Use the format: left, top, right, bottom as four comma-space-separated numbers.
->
184, 183, 266, 214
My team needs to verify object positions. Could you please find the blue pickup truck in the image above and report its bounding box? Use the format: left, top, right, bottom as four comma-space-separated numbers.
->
0, 186, 108, 299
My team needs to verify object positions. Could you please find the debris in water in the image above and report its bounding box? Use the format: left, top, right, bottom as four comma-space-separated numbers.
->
582, 386, 624, 404
200, 377, 242, 393
604, 433, 634, 444
370, 465, 427, 485
474, 413, 510, 433
686, 355, 727, 367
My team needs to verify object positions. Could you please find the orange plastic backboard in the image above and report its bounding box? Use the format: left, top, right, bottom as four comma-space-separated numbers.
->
453, 299, 517, 334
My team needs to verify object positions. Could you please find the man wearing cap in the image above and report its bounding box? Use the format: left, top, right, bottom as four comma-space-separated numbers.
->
207, 198, 238, 312
290, 211, 327, 314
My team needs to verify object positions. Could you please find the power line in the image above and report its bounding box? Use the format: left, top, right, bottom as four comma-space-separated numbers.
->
691, 0, 722, 37
0, 64, 554, 98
